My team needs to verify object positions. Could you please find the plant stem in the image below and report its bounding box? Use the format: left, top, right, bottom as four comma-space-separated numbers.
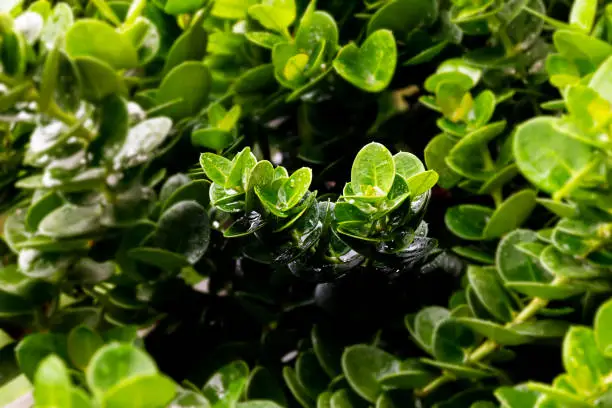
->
415, 277, 567, 398
415, 374, 454, 397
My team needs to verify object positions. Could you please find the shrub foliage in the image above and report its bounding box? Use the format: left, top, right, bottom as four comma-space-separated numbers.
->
1, 0, 612, 407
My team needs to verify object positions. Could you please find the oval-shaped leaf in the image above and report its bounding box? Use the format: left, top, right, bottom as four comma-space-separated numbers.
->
341, 345, 399, 402
350, 142, 395, 196
445, 205, 493, 241
65, 19, 138, 69
333, 30, 397, 93
467, 266, 515, 322
86, 343, 158, 397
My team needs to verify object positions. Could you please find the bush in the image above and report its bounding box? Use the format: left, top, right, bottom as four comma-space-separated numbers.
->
1, 0, 612, 407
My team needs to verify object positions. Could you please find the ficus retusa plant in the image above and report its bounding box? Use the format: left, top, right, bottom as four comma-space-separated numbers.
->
1, 0, 612, 407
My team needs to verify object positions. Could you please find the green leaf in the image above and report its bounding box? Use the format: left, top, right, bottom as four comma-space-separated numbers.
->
39, 205, 102, 239
333, 30, 397, 93
128, 247, 189, 270
424, 134, 462, 189
595, 298, 612, 357
65, 19, 138, 69
122, 17, 160, 64
40, 3, 74, 50
69, 258, 115, 284
432, 318, 477, 363
562, 327, 612, 393
367, 0, 437, 39
295, 6, 339, 55
33, 355, 71, 408
536, 198, 577, 218
505, 281, 584, 300
588, 55, 612, 104
154, 201, 210, 265
414, 306, 450, 350
246, 367, 287, 406
191, 129, 234, 151
329, 389, 363, 408
39, 45, 60, 112
164, 0, 206, 15
160, 174, 191, 203
569, 0, 597, 33
341, 345, 399, 402
525, 382, 591, 407
445, 205, 493, 241
86, 343, 158, 397
540, 245, 605, 279
483, 190, 537, 239
511, 320, 569, 339
94, 94, 130, 164
246, 32, 285, 49
446, 121, 506, 181
296, 351, 328, 398
393, 152, 424, 180
351, 142, 395, 197
103, 374, 177, 408
237, 402, 284, 408
317, 392, 332, 408
494, 386, 539, 408
279, 168, 312, 210
203, 361, 249, 408
311, 325, 342, 378
496, 229, 551, 283
514, 118, 594, 195
162, 180, 210, 213
172, 390, 211, 408
114, 117, 173, 169
0, 264, 36, 297
467, 266, 515, 322
162, 24, 208, 75
25, 192, 63, 232
156, 62, 211, 120
455, 318, 530, 346
212, 0, 254, 19
201, 153, 233, 186
283, 366, 314, 408
406, 171, 438, 197
226, 148, 257, 190
16, 333, 68, 381
420, 359, 492, 379
378, 367, 435, 390
74, 56, 126, 102
67, 326, 104, 370
248, 0, 296, 33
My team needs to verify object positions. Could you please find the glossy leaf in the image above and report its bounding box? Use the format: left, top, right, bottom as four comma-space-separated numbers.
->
154, 201, 210, 265
333, 30, 397, 93
341, 345, 399, 402
67, 325, 104, 370
467, 266, 515, 322
86, 343, 158, 397
483, 190, 536, 239
156, 62, 212, 120
350, 142, 395, 197
65, 19, 138, 69
203, 361, 249, 408
33, 355, 72, 408
103, 374, 177, 408
514, 117, 595, 194
562, 327, 612, 393
595, 298, 612, 357
445, 205, 493, 240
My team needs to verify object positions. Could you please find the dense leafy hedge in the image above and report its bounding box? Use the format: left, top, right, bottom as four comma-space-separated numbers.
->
1, 0, 612, 407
